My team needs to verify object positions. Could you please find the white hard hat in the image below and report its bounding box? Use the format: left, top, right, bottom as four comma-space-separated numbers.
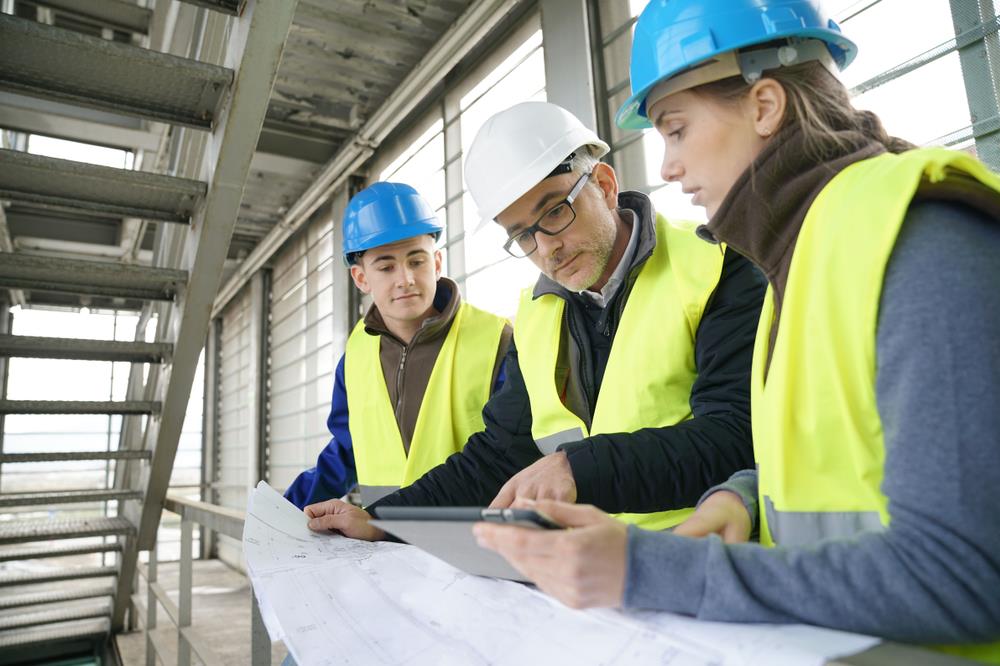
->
464, 101, 610, 230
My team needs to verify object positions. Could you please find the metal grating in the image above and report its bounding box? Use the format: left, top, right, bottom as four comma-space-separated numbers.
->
0, 149, 206, 223
0, 400, 160, 415
0, 517, 133, 546
0, 334, 171, 363
0, 252, 187, 301
0, 565, 118, 588
0, 450, 150, 463
0, 14, 233, 128
0, 542, 122, 562
0, 584, 114, 610
0, 617, 109, 649
0, 489, 142, 508
0, 598, 112, 631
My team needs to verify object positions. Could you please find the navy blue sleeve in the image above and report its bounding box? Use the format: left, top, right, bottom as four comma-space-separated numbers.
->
284, 354, 357, 509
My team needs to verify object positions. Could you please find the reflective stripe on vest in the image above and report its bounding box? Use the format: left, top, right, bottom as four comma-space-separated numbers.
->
751, 148, 1000, 663
516, 214, 724, 531
347, 302, 507, 503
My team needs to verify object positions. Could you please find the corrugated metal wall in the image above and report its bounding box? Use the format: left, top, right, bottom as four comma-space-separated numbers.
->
215, 286, 253, 567
267, 209, 340, 491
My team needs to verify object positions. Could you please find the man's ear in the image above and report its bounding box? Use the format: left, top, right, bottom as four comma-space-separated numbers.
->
592, 162, 620, 210
349, 263, 370, 294
748, 78, 787, 138
433, 249, 443, 279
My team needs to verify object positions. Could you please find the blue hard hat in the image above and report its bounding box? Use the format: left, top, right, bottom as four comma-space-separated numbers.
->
342, 182, 444, 265
617, 0, 858, 130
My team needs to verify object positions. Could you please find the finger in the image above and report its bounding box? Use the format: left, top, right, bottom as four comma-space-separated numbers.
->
304, 499, 339, 519
531, 500, 607, 528
474, 523, 562, 558
489, 480, 517, 509
672, 515, 714, 538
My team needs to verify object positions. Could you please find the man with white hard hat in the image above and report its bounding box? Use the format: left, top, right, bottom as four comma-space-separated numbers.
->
303, 101, 764, 539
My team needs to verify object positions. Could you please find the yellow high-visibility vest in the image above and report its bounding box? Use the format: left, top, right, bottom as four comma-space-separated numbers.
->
752, 148, 1000, 663
346, 302, 507, 506
516, 214, 724, 531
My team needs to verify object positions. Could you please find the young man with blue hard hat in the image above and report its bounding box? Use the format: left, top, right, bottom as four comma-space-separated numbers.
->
284, 181, 512, 509
474, 0, 1000, 660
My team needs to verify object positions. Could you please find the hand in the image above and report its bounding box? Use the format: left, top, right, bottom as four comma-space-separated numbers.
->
304, 499, 385, 541
474, 499, 627, 609
489, 452, 576, 508
672, 490, 751, 544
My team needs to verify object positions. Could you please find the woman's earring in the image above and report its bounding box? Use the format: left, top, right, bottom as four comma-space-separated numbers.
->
762, 127, 772, 137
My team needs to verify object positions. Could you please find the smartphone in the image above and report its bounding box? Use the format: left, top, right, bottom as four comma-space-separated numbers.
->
372, 506, 563, 530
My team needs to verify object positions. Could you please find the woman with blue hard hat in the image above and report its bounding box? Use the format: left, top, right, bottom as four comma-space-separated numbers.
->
284, 181, 512, 516
474, 0, 1000, 659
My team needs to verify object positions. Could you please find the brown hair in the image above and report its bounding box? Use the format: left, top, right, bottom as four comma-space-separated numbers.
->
692, 61, 914, 161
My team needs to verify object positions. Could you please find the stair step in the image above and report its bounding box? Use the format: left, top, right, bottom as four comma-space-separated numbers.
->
0, 598, 112, 631
0, 149, 205, 223
180, 0, 242, 16
0, 517, 133, 546
0, 583, 115, 610
0, 334, 171, 363
0, 252, 187, 301
31, 0, 153, 35
0, 542, 122, 563
0, 489, 142, 508
0, 14, 232, 128
0, 565, 117, 588
0, 450, 151, 463
0, 616, 110, 649
0, 400, 160, 415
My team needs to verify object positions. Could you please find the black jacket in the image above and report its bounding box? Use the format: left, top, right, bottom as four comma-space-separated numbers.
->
371, 191, 765, 513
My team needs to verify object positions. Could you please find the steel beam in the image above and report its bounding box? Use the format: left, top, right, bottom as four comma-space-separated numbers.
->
950, 0, 1000, 169
540, 0, 599, 131
212, 0, 521, 317
0, 14, 233, 129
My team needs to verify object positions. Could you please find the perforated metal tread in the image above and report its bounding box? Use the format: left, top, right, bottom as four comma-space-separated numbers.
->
0, 583, 115, 610
29, 0, 152, 34
0, 15, 232, 128
0, 598, 112, 631
0, 149, 205, 223
0, 616, 110, 649
0, 565, 117, 588
0, 450, 151, 463
0, 517, 133, 546
0, 252, 187, 301
0, 489, 142, 508
0, 542, 122, 563
182, 0, 242, 16
0, 334, 171, 363
0, 400, 160, 415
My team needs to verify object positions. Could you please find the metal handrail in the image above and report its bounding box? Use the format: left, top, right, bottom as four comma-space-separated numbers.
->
137, 494, 270, 666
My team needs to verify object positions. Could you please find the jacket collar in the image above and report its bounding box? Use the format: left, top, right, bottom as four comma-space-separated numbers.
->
364, 276, 461, 346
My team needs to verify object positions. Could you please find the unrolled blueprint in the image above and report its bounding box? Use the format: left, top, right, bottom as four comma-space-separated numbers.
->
243, 482, 880, 666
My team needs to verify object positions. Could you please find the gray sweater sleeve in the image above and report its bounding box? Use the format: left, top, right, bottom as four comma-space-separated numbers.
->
623, 200, 1000, 644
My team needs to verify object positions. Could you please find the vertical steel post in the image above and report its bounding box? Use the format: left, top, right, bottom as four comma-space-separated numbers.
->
251, 593, 271, 666
201, 318, 221, 560
950, 0, 1000, 169
0, 305, 10, 493
540, 0, 599, 131
178, 518, 193, 666
145, 546, 158, 666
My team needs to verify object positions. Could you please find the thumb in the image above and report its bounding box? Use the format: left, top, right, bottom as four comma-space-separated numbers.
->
672, 514, 715, 539
531, 499, 606, 528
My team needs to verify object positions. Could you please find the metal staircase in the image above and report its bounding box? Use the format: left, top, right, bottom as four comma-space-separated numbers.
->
0, 0, 297, 661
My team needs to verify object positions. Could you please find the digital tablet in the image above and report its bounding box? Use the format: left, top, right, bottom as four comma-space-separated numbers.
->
370, 506, 563, 582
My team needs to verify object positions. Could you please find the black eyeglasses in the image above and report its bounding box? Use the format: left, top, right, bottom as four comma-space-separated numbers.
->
502, 171, 592, 259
